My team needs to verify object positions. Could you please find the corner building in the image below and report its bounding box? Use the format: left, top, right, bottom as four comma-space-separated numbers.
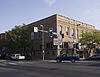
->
28, 14, 95, 59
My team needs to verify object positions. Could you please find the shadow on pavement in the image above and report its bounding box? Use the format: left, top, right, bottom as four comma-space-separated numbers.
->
88, 63, 100, 67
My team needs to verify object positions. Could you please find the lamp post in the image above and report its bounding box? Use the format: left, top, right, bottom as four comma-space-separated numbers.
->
40, 25, 45, 61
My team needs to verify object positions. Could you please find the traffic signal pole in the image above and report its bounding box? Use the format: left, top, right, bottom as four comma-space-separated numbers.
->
40, 25, 45, 61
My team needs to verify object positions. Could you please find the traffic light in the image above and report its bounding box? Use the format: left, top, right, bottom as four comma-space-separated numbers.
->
73, 44, 76, 48
49, 31, 53, 37
76, 43, 79, 49
62, 34, 64, 38
49, 27, 53, 37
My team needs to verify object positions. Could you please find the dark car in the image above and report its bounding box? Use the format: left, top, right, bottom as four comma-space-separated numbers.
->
56, 54, 79, 63
0, 54, 6, 59
86, 55, 100, 60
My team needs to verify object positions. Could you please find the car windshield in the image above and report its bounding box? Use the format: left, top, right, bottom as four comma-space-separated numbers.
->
16, 54, 21, 56
61, 54, 66, 56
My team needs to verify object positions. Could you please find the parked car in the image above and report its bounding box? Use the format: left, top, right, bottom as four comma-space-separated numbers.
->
0, 54, 6, 59
11, 54, 25, 60
56, 54, 79, 63
85, 55, 100, 60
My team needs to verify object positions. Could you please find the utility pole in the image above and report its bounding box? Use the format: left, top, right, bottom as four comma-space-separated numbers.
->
40, 25, 45, 61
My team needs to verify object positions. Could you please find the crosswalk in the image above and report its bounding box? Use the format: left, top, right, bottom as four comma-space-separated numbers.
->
0, 60, 18, 66
0, 63, 7, 66
0, 60, 100, 66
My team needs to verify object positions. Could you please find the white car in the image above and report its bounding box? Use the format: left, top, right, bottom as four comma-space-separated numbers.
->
11, 54, 25, 60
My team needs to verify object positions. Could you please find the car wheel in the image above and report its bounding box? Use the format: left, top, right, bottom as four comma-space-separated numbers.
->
57, 59, 62, 62
71, 59, 75, 63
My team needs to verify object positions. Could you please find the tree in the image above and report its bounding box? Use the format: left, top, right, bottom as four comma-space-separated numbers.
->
80, 30, 100, 56
6, 24, 30, 54
0, 39, 7, 51
80, 30, 100, 48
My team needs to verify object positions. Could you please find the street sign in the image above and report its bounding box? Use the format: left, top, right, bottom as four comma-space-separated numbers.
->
53, 38, 62, 45
34, 27, 38, 32
52, 32, 58, 35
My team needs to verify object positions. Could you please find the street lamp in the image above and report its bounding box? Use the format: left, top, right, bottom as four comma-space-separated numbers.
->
40, 25, 45, 61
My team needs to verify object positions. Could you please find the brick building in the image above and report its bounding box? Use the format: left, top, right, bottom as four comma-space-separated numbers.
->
0, 33, 7, 40
27, 14, 95, 59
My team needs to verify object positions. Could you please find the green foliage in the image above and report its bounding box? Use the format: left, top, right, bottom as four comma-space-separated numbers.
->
80, 30, 100, 49
6, 24, 30, 52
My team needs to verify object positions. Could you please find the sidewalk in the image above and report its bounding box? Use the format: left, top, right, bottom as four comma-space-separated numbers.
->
44, 59, 100, 63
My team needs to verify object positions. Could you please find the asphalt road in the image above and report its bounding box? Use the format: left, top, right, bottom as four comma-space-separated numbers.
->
0, 60, 100, 77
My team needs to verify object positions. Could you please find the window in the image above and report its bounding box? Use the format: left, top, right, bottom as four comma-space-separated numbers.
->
48, 43, 50, 48
52, 51, 55, 55
66, 27, 69, 35
47, 51, 49, 54
60, 44, 63, 48
76, 29, 79, 38
39, 31, 42, 40
40, 45, 42, 50
71, 28, 74, 36
80, 30, 83, 38
31, 32, 34, 40
64, 42, 68, 48
50, 42, 53, 48
46, 43, 49, 49
46, 42, 53, 49
80, 30, 83, 34
39, 31, 42, 37
59, 25, 62, 34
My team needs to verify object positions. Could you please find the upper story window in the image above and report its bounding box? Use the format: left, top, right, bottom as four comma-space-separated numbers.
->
66, 27, 69, 35
71, 28, 74, 36
80, 30, 84, 38
31, 32, 34, 40
39, 31, 42, 38
76, 29, 79, 38
59, 25, 62, 34
80, 30, 84, 34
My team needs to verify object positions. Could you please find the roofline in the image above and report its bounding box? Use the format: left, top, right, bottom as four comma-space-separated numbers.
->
57, 14, 95, 28
27, 14, 95, 28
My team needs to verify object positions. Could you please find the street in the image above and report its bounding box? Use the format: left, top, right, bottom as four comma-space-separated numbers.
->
0, 60, 100, 77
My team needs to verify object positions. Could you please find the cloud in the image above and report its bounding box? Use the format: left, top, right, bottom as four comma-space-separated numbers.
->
43, 0, 56, 6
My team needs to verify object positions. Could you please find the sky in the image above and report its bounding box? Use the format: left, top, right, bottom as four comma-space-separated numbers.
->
0, 0, 100, 33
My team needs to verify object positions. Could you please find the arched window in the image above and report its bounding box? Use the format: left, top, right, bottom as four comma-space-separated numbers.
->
66, 27, 69, 35
72, 28, 74, 36
76, 29, 79, 38
59, 25, 62, 34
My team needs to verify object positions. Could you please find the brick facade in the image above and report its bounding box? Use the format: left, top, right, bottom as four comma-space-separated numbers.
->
27, 14, 95, 59
0, 33, 7, 40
